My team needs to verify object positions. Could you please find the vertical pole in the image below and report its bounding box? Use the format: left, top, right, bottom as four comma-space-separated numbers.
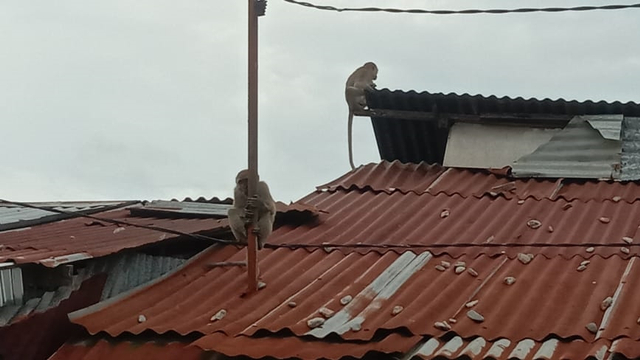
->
246, 0, 259, 293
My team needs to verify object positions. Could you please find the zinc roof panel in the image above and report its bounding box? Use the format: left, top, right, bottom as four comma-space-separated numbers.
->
69, 246, 640, 343
274, 191, 640, 258
0, 208, 227, 266
49, 340, 203, 360
321, 161, 640, 203
194, 332, 418, 360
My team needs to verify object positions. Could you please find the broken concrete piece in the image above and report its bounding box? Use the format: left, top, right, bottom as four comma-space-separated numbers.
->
454, 266, 466, 274
440, 261, 451, 268
138, 315, 147, 323
623, 237, 634, 244
467, 268, 478, 277
307, 317, 325, 328
319, 307, 335, 319
586, 247, 595, 253
440, 209, 450, 218
577, 264, 588, 272
288, 302, 297, 308
210, 309, 227, 322
504, 276, 516, 285
434, 321, 451, 331
517, 253, 534, 264
465, 300, 479, 308
435, 265, 446, 272
586, 322, 598, 334
340, 295, 353, 305
599, 217, 611, 224
601, 297, 613, 311
621, 247, 630, 255
392, 305, 404, 316
467, 310, 485, 323
527, 219, 542, 229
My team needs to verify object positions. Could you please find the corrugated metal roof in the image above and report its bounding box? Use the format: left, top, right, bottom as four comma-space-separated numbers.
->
0, 208, 227, 267
0, 201, 132, 232
196, 332, 418, 360
404, 336, 634, 360
511, 116, 623, 179
318, 162, 640, 203
366, 89, 640, 166
130, 200, 231, 218
68, 247, 640, 343
274, 189, 640, 258
49, 339, 203, 360
621, 117, 640, 181
0, 252, 185, 327
0, 275, 106, 360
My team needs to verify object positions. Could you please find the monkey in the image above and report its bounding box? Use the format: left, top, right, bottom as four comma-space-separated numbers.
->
345, 62, 378, 170
227, 169, 277, 249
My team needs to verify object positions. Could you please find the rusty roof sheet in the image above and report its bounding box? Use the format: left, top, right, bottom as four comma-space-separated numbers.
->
0, 208, 227, 266
196, 332, 417, 360
317, 161, 445, 194
319, 162, 640, 203
49, 339, 203, 360
404, 336, 638, 360
273, 189, 640, 258
0, 201, 132, 232
69, 246, 640, 346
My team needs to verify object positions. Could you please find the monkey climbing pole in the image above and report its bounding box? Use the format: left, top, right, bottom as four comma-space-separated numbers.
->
246, 0, 266, 294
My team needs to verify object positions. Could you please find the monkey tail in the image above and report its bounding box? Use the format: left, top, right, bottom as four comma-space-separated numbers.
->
348, 111, 355, 170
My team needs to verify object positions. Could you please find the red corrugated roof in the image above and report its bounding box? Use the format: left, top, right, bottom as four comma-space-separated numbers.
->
0, 208, 227, 266
274, 189, 640, 258
49, 340, 202, 360
319, 162, 640, 202
64, 161, 640, 359
70, 246, 640, 347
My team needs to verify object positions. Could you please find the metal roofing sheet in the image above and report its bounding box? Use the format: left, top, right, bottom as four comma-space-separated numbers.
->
317, 161, 445, 194
274, 190, 640, 258
195, 332, 417, 360
69, 246, 640, 345
404, 336, 629, 360
511, 116, 623, 179
49, 339, 203, 360
0, 201, 130, 231
621, 117, 640, 181
320, 162, 640, 203
0, 208, 226, 266
366, 89, 640, 165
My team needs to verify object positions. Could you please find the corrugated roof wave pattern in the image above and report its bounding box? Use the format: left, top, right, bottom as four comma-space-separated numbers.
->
367, 89, 640, 117
0, 209, 226, 266
0, 201, 130, 231
404, 336, 640, 360
319, 161, 640, 203
195, 332, 417, 360
273, 190, 640, 259
69, 247, 640, 345
49, 340, 204, 360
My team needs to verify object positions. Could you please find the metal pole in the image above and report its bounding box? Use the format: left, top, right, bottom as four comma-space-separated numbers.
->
246, 0, 259, 293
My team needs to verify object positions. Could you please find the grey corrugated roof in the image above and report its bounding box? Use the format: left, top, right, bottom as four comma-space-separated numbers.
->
511, 115, 623, 179
621, 117, 640, 181
0, 252, 186, 327
366, 89, 640, 165
0, 201, 133, 231
130, 200, 230, 218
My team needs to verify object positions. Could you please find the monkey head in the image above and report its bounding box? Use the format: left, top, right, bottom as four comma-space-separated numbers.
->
363, 62, 378, 80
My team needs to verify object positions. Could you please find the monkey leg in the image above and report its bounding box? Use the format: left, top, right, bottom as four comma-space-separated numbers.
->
227, 208, 247, 244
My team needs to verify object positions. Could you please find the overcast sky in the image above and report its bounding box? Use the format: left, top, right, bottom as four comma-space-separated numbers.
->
1, 0, 639, 203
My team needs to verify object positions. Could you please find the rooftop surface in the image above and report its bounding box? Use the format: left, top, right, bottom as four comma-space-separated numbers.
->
66, 161, 640, 360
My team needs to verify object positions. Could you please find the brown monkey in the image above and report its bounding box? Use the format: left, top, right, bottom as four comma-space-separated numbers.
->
227, 169, 276, 249
345, 62, 378, 170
